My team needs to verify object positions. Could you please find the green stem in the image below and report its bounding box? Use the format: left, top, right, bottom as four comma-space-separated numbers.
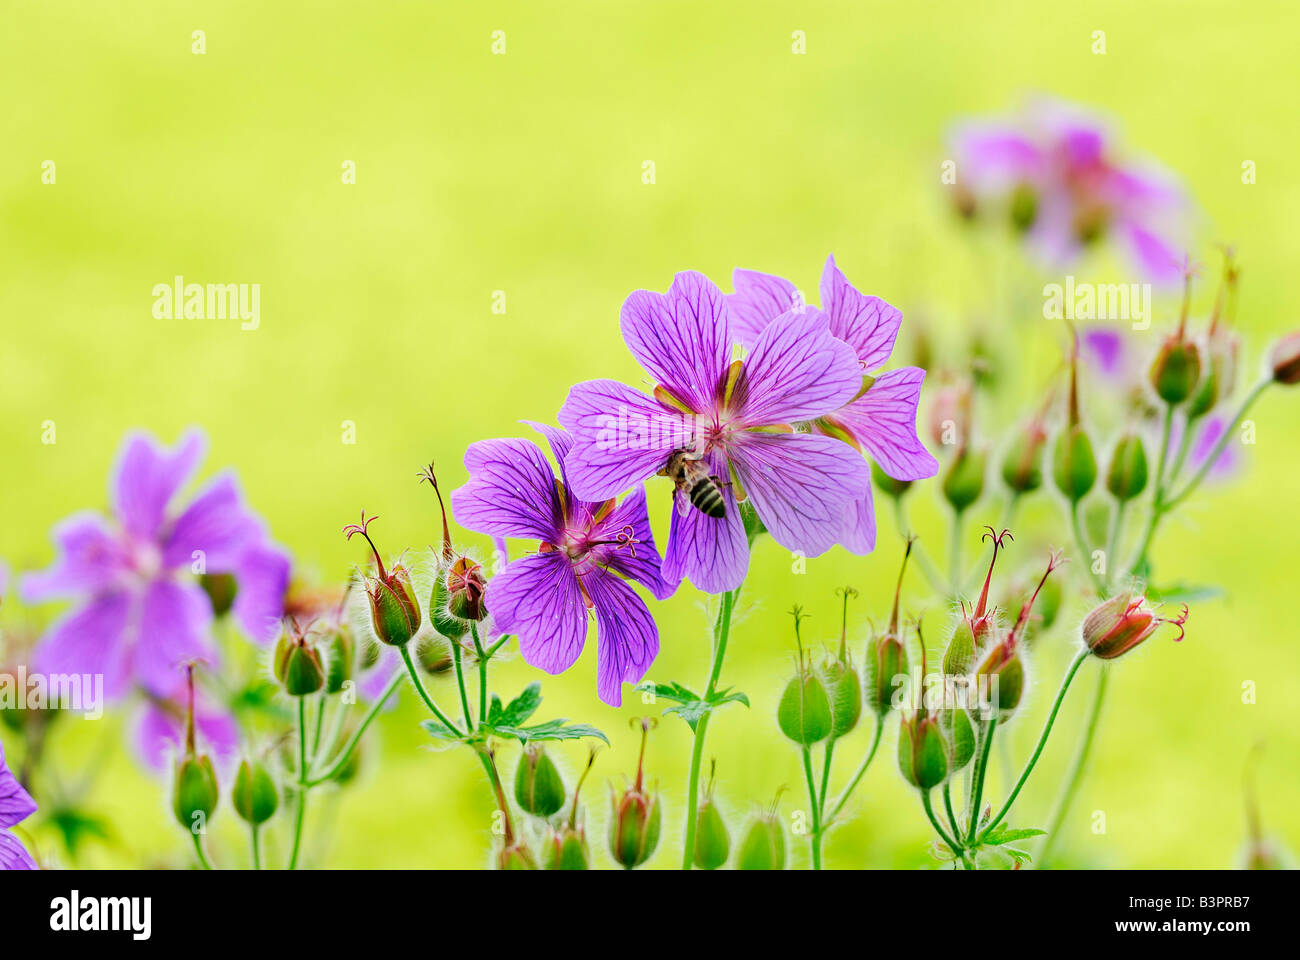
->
922, 790, 962, 860
311, 697, 327, 759
1070, 500, 1106, 594
825, 717, 884, 824
980, 649, 1090, 840
1037, 664, 1110, 868
1127, 406, 1176, 575
801, 746, 824, 870
451, 636, 475, 732
250, 825, 261, 870
192, 832, 213, 870
967, 711, 998, 844
949, 509, 965, 594
288, 696, 309, 870
307, 671, 403, 786
817, 740, 835, 818
485, 634, 512, 659
680, 587, 738, 870
1104, 500, 1126, 593
398, 643, 463, 736
942, 780, 962, 838
471, 623, 489, 725
1164, 378, 1270, 510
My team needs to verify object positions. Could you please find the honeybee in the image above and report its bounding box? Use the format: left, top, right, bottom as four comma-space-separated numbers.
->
663, 448, 727, 519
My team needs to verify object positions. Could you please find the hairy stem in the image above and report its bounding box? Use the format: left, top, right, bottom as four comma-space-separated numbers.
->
1037, 664, 1110, 868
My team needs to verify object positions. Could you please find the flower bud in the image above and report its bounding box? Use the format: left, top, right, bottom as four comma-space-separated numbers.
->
1000, 423, 1046, 494
975, 640, 1025, 714
942, 448, 986, 512
871, 461, 912, 499
514, 745, 567, 818
1082, 592, 1187, 660
950, 527, 1012, 669
1105, 432, 1149, 502
343, 512, 421, 646
897, 711, 948, 790
446, 556, 488, 622
323, 623, 355, 695
777, 608, 832, 746
232, 758, 278, 826
497, 840, 537, 870
823, 591, 863, 740
1052, 425, 1097, 502
543, 824, 589, 870
173, 754, 219, 830
1009, 183, 1038, 232
928, 380, 972, 450
692, 766, 730, 871
1150, 336, 1201, 405
274, 629, 326, 697
941, 707, 976, 772
943, 620, 976, 676
416, 636, 453, 674
608, 719, 661, 870
1270, 331, 1300, 385
735, 804, 786, 871
864, 543, 913, 716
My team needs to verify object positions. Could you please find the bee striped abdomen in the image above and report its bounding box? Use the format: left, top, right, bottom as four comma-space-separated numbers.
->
689, 478, 726, 519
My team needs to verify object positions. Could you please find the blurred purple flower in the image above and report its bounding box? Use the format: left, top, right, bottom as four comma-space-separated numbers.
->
21, 429, 291, 699
1079, 326, 1128, 380
451, 425, 673, 706
559, 272, 869, 593
134, 683, 239, 772
951, 96, 1190, 286
1174, 414, 1239, 481
0, 739, 38, 869
729, 256, 939, 553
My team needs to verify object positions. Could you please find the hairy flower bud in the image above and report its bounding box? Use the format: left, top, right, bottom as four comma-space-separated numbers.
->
173, 754, 219, 831
1270, 331, 1300, 385
232, 758, 278, 826
1082, 592, 1188, 660
975, 640, 1025, 714
941, 707, 976, 773
898, 711, 948, 790
1105, 432, 1149, 502
1000, 423, 1046, 494
609, 719, 661, 870
692, 767, 730, 871
1150, 336, 1202, 405
821, 592, 863, 744
1052, 425, 1097, 501
343, 512, 422, 646
943, 620, 976, 676
942, 448, 986, 512
871, 461, 913, 499
777, 672, 832, 746
543, 823, 589, 870
865, 543, 913, 715
735, 808, 787, 871
274, 629, 326, 697
514, 745, 567, 818
497, 840, 537, 870
323, 622, 355, 695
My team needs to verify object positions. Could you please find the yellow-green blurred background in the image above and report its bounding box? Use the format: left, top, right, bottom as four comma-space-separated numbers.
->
2, 0, 1298, 869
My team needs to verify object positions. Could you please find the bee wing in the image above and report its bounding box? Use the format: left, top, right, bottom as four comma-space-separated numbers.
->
673, 485, 694, 518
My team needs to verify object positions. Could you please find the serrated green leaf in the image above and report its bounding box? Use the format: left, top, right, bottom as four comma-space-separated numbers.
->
983, 826, 1046, 846
420, 719, 466, 742
637, 680, 701, 705
707, 687, 750, 709
1004, 847, 1033, 864
488, 682, 543, 726
486, 718, 609, 745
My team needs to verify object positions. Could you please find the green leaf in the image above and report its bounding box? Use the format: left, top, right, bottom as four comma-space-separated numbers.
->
486, 718, 609, 745
1003, 846, 1033, 865
637, 680, 701, 705
708, 686, 750, 709
488, 682, 543, 727
982, 825, 1046, 846
658, 685, 749, 732
420, 719, 466, 742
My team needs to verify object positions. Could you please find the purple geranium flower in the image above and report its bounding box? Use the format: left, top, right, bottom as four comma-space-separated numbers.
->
951, 96, 1190, 286
1, 739, 38, 869
451, 424, 673, 706
21, 429, 291, 699
729, 256, 939, 553
558, 272, 870, 593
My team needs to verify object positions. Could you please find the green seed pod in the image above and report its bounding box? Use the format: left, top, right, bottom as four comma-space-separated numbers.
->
942, 620, 976, 676
897, 713, 948, 790
1150, 336, 1201, 405
365, 563, 421, 647
1000, 425, 1046, 494
942, 448, 986, 513
692, 791, 730, 871
497, 840, 537, 870
278, 640, 325, 697
941, 707, 976, 773
543, 825, 589, 870
735, 811, 786, 871
445, 556, 488, 622
777, 672, 833, 746
1052, 424, 1097, 502
821, 657, 862, 741
323, 624, 355, 695
430, 573, 466, 641
416, 635, 453, 675
173, 754, 219, 830
608, 788, 661, 870
1106, 433, 1149, 502
871, 461, 913, 499
976, 640, 1025, 714
864, 634, 907, 716
231, 759, 278, 826
514, 745, 567, 818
